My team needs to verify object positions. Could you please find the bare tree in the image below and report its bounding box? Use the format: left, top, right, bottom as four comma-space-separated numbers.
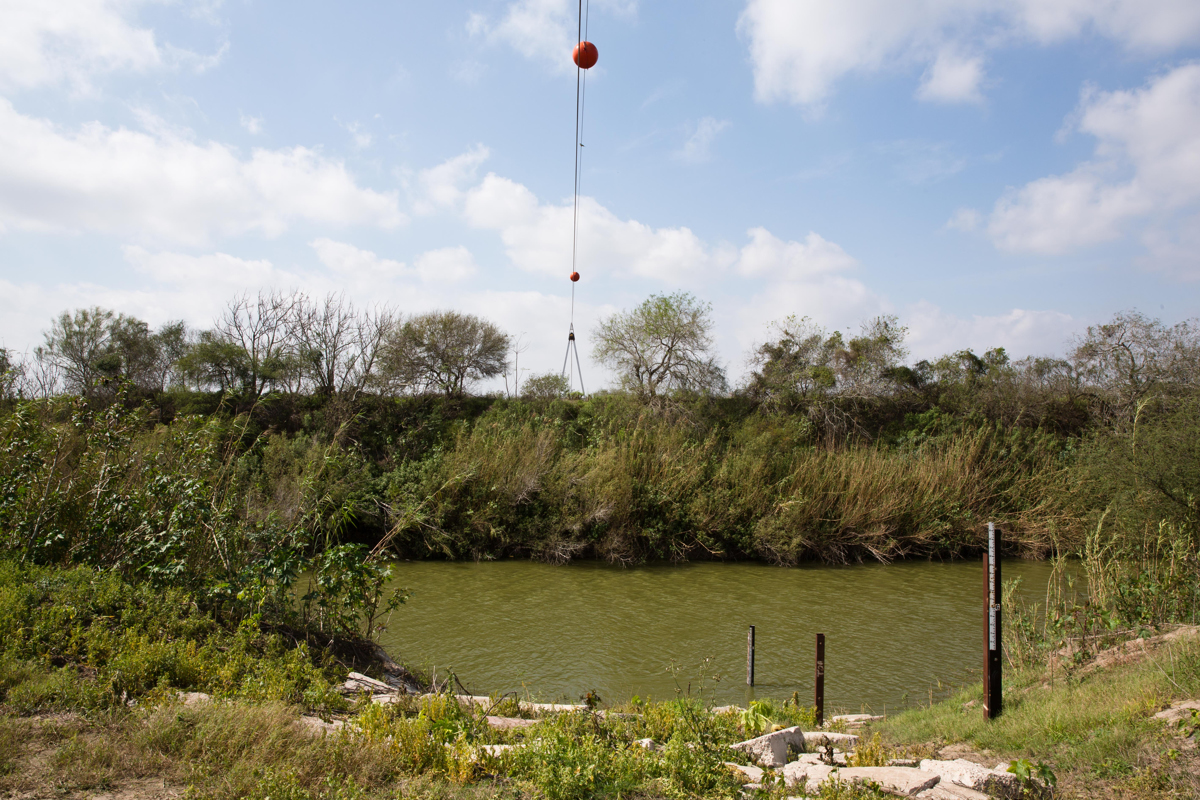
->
213, 290, 302, 397
379, 310, 509, 397
292, 293, 396, 396
593, 292, 725, 398
346, 305, 395, 396
1071, 310, 1200, 423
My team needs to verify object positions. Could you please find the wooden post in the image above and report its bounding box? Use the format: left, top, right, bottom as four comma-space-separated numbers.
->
746, 626, 756, 686
984, 523, 1003, 719
815, 633, 825, 727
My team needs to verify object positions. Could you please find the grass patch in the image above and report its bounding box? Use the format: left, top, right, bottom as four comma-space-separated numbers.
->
876, 636, 1200, 797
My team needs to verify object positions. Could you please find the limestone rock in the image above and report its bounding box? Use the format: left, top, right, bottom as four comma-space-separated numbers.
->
636, 738, 661, 751
480, 744, 516, 757
920, 759, 1021, 797
725, 762, 764, 783
917, 783, 991, 800
712, 705, 744, 714
344, 672, 393, 694
732, 726, 806, 767
1154, 700, 1200, 727
795, 752, 847, 767
178, 692, 211, 706
485, 715, 538, 730
782, 762, 836, 794
802, 731, 858, 748
834, 767, 941, 796
832, 714, 883, 727
298, 716, 343, 735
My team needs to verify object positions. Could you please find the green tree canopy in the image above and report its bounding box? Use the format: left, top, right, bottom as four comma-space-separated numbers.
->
379, 310, 509, 397
592, 292, 725, 398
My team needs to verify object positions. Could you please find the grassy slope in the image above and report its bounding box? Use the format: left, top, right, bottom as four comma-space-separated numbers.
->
875, 634, 1200, 798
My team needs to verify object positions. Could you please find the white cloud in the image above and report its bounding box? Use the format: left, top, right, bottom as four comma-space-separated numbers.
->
414, 144, 491, 214
341, 120, 373, 149
916, 48, 985, 104
311, 238, 408, 282
736, 227, 858, 279
903, 301, 1079, 360
737, 0, 1200, 107
414, 246, 478, 282
240, 113, 263, 135
675, 117, 731, 164
463, 173, 732, 282
945, 207, 981, 231
881, 140, 967, 184
987, 63, 1200, 255
0, 99, 405, 246
0, 0, 226, 92
469, 0, 635, 70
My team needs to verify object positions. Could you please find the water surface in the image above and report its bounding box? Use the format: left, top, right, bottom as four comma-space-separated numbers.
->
377, 559, 1057, 712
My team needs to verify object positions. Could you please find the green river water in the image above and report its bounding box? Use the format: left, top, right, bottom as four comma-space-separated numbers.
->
376, 559, 1058, 713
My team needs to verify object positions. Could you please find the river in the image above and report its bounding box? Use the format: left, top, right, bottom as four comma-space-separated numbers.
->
376, 558, 1059, 713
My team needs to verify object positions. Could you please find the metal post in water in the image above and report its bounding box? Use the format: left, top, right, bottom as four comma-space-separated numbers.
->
815, 633, 825, 727
984, 523, 1003, 719
747, 626, 756, 686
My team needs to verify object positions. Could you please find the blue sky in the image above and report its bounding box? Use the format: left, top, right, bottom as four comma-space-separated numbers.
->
2, 0, 1199, 389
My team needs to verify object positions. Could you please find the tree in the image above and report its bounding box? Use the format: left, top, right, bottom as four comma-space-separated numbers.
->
38, 308, 191, 396
293, 293, 395, 396
40, 307, 115, 396
212, 290, 301, 397
0, 349, 24, 400
522, 372, 570, 400
592, 292, 725, 398
379, 310, 509, 397
833, 315, 909, 397
746, 316, 840, 406
1070, 310, 1200, 423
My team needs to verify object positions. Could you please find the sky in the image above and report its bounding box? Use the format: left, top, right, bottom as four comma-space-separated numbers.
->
2, 0, 1199, 391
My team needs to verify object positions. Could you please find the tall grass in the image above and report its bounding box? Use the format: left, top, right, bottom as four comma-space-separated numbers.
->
381, 404, 1074, 564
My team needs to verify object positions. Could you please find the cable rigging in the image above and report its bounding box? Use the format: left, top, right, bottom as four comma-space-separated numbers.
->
562, 0, 595, 395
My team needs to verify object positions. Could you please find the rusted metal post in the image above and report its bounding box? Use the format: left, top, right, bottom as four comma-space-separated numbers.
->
815, 632, 826, 727
747, 626, 756, 686
984, 523, 1003, 719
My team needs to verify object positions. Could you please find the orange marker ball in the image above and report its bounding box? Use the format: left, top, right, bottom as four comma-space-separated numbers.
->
573, 41, 598, 69
570, 271, 580, 282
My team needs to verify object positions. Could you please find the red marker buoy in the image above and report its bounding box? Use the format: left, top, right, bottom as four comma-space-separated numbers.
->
573, 41, 598, 70
570, 271, 580, 282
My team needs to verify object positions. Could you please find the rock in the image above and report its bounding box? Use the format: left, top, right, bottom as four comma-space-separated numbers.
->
782, 762, 836, 794
800, 731, 859, 751
636, 738, 661, 751
485, 715, 538, 730
731, 726, 807, 767
794, 752, 847, 767
725, 763, 765, 783
833, 767, 941, 796
1154, 700, 1200, 727
178, 692, 211, 706
344, 672, 393, 694
832, 714, 883, 727
712, 705, 744, 714
298, 716, 343, 735
920, 759, 1021, 797
525, 702, 586, 713
917, 784, 991, 800
479, 744, 516, 757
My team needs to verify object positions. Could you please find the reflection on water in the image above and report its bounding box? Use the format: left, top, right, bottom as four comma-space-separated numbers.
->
376, 559, 1058, 712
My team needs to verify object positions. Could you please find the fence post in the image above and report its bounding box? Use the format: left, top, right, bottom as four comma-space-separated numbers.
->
747, 626, 755, 686
984, 523, 1003, 719
815, 632, 825, 727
